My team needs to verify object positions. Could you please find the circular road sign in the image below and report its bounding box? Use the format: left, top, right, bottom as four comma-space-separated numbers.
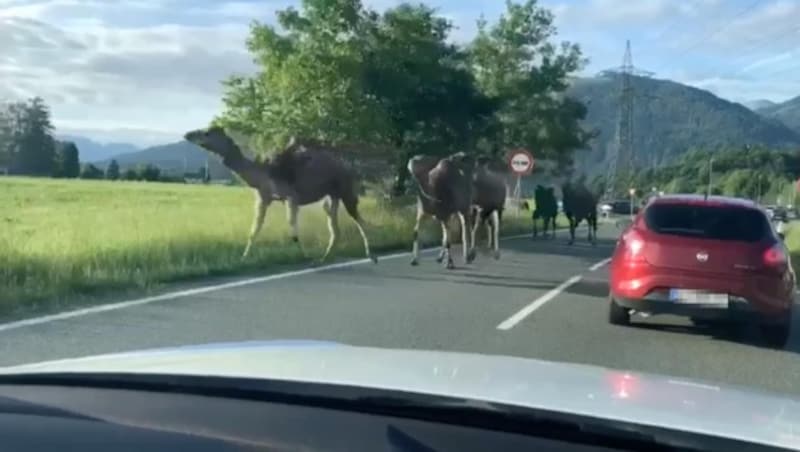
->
509, 149, 534, 175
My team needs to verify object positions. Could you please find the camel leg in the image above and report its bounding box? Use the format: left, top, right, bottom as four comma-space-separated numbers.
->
242, 193, 269, 259
440, 221, 454, 269
470, 207, 482, 257
342, 196, 378, 264
490, 210, 500, 260
320, 197, 340, 262
485, 219, 492, 250
286, 200, 300, 244
411, 204, 425, 266
568, 217, 575, 245
459, 212, 474, 264
532, 212, 538, 239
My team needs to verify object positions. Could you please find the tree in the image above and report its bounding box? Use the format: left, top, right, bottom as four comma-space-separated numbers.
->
216, 0, 389, 150
469, 0, 591, 165
0, 107, 14, 173
54, 141, 80, 178
199, 165, 211, 183
123, 168, 138, 181
106, 159, 120, 180
217, 0, 503, 195
10, 97, 57, 176
361, 3, 498, 194
80, 163, 104, 179
138, 164, 161, 181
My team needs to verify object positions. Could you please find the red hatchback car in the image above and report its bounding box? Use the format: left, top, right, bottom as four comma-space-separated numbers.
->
608, 194, 795, 347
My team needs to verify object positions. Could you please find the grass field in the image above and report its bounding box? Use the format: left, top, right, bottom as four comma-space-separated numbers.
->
783, 223, 800, 276
1, 177, 545, 313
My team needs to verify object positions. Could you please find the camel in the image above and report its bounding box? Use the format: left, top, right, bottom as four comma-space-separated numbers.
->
407, 153, 475, 269
184, 127, 377, 263
561, 181, 598, 245
470, 158, 506, 259
532, 184, 558, 239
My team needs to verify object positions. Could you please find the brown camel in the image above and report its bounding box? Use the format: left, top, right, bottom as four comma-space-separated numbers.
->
470, 158, 506, 259
184, 127, 377, 263
407, 153, 475, 269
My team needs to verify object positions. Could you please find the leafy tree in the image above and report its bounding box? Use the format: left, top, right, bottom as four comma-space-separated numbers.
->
123, 168, 138, 181
199, 165, 211, 183
469, 0, 591, 166
138, 164, 161, 181
54, 141, 80, 178
9, 97, 57, 176
217, 0, 388, 150
80, 163, 104, 179
0, 107, 14, 173
106, 159, 120, 180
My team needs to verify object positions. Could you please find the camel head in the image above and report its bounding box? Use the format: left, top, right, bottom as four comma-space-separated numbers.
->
184, 126, 241, 159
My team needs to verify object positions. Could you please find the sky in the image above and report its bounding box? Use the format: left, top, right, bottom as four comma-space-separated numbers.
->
0, 0, 798, 147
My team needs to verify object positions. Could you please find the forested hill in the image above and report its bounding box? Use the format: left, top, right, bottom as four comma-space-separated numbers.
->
758, 95, 800, 135
568, 75, 800, 177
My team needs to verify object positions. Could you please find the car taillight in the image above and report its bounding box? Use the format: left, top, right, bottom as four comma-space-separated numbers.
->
621, 229, 646, 263
763, 244, 788, 268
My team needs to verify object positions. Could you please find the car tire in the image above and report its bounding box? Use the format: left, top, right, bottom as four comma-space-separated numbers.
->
608, 295, 630, 326
760, 322, 790, 348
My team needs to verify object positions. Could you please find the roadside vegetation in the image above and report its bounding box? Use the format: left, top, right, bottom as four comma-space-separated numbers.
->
0, 177, 540, 312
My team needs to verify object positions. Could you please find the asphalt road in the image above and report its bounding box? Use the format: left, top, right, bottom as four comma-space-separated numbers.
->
1, 223, 800, 396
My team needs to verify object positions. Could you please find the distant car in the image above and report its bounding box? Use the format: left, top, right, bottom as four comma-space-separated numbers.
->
608, 194, 795, 347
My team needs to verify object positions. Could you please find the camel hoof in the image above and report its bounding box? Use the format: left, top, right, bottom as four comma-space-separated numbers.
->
466, 250, 477, 263
370, 255, 378, 264
435, 255, 445, 264
493, 251, 500, 260
445, 260, 455, 270
410, 259, 419, 266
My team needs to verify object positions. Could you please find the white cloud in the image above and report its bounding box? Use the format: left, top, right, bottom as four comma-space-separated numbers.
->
0, 0, 797, 146
0, 1, 256, 146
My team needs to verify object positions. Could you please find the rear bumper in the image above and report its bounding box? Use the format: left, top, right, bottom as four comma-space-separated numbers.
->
612, 294, 789, 325
610, 263, 793, 322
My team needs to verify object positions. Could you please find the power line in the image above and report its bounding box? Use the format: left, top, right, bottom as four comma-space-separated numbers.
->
650, 0, 764, 74
673, 0, 762, 58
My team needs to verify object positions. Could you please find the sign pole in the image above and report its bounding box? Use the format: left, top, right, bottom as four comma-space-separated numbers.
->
508, 148, 535, 213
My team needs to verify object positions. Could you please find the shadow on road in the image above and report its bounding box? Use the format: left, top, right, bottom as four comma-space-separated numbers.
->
383, 273, 561, 291
566, 279, 800, 353
625, 310, 800, 354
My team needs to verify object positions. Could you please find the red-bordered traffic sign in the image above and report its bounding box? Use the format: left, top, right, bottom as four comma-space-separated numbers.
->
508, 149, 534, 175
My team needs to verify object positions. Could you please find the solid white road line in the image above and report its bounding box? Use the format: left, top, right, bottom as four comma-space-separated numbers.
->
589, 257, 612, 272
496, 275, 583, 331
0, 233, 538, 334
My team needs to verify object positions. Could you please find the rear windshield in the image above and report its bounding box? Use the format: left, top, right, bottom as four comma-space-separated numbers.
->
644, 203, 771, 242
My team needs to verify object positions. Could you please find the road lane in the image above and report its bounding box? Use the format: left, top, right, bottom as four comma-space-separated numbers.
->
2, 222, 800, 397
0, 227, 612, 366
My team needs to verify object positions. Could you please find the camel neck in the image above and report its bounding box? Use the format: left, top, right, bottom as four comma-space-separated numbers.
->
223, 153, 264, 188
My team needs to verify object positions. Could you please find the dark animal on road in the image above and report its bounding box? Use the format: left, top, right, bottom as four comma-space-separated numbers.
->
532, 184, 558, 239
184, 128, 377, 263
561, 181, 598, 245
470, 159, 506, 259
407, 153, 476, 269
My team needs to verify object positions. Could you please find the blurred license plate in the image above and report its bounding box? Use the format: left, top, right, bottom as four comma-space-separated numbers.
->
669, 289, 728, 306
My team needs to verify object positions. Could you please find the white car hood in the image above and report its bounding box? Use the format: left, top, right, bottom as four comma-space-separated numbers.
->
1, 340, 799, 450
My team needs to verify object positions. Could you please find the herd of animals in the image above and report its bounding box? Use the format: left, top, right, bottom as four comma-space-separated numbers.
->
184, 127, 599, 270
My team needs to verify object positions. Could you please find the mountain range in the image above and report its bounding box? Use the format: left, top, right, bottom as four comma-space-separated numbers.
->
566, 76, 800, 177
757, 95, 800, 136
61, 77, 800, 181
